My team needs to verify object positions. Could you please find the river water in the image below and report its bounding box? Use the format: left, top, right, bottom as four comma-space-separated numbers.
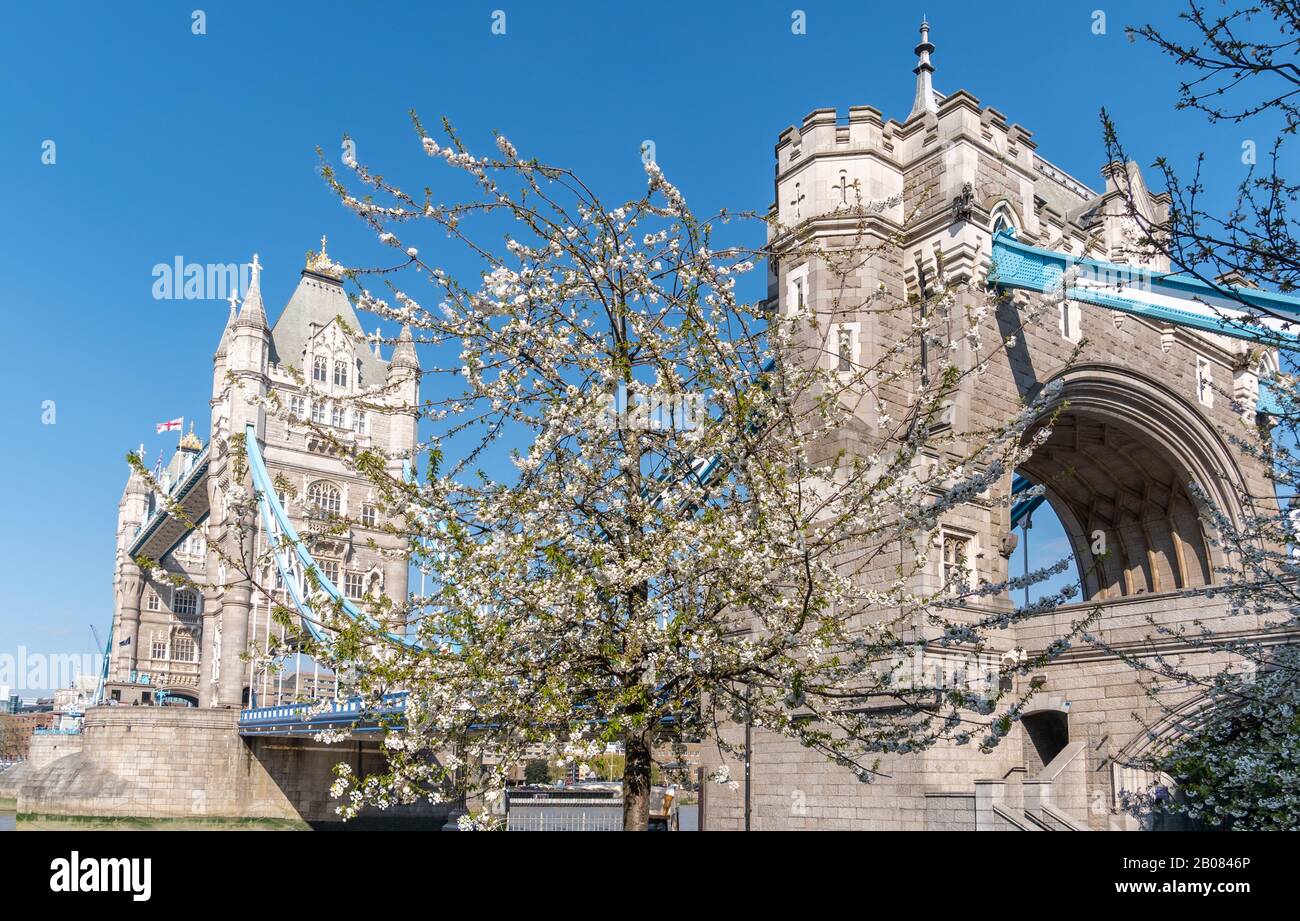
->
0, 810, 14, 832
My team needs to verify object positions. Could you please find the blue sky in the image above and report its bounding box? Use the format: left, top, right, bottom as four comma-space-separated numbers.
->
0, 1, 1255, 688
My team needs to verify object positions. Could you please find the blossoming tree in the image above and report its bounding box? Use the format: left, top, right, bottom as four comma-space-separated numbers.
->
239, 117, 1084, 830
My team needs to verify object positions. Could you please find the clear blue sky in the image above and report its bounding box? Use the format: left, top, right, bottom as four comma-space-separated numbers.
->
0, 1, 1252, 686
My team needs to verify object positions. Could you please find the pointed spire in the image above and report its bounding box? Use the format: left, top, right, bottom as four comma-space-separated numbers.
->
373, 326, 383, 358
908, 17, 938, 121
216, 290, 238, 359
235, 253, 268, 330
389, 324, 420, 372
123, 447, 148, 498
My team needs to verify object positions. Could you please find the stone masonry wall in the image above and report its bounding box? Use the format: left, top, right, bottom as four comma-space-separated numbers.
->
13, 707, 446, 826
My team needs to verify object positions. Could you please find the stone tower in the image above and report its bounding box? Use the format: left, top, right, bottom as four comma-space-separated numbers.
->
107, 241, 420, 711
703, 21, 1278, 830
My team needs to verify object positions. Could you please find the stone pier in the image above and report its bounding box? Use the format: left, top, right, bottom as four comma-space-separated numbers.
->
4, 707, 448, 828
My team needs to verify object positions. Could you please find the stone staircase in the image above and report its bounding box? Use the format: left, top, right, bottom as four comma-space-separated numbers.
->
929, 741, 1090, 830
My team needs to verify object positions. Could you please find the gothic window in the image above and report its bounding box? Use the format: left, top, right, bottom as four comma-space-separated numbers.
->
941, 531, 972, 592
307, 481, 341, 516
786, 264, 810, 317
312, 355, 328, 383
311, 401, 326, 424
321, 560, 340, 585
345, 572, 364, 599
179, 531, 206, 559
173, 590, 199, 617
991, 203, 1018, 236
334, 360, 348, 388
837, 327, 854, 373
332, 404, 345, 428
352, 410, 367, 434
173, 634, 196, 663
290, 395, 305, 419
1059, 300, 1081, 342
361, 504, 377, 528
151, 633, 168, 661
146, 592, 160, 612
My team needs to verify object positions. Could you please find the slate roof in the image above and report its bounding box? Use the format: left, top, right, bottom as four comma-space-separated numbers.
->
269, 269, 389, 387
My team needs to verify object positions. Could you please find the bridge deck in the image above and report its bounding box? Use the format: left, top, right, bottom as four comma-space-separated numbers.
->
238, 692, 407, 737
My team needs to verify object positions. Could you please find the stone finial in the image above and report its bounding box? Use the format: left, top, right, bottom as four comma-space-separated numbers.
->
179, 420, 203, 452
216, 291, 239, 358
908, 18, 938, 121
235, 253, 269, 330
306, 234, 345, 280
389, 324, 420, 372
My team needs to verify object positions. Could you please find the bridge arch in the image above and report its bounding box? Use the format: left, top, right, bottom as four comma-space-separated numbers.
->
1017, 363, 1249, 600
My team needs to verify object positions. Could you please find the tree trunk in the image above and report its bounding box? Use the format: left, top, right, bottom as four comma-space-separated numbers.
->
622, 730, 652, 831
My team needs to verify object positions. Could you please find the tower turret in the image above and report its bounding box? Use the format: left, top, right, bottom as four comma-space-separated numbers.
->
387, 324, 421, 460
213, 291, 237, 405
112, 448, 150, 686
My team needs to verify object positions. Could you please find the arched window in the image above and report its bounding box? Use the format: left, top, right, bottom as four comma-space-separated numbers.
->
334, 360, 348, 388
307, 481, 341, 516
991, 202, 1018, 236
1258, 351, 1279, 382
312, 355, 328, 383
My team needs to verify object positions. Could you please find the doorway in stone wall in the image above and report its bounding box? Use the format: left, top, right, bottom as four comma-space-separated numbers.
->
1022, 709, 1070, 773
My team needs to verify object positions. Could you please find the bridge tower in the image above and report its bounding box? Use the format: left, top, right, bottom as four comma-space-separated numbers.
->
109, 242, 420, 711
703, 20, 1281, 830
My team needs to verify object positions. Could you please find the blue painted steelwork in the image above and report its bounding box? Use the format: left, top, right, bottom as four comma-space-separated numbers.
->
989, 229, 1300, 350
127, 444, 210, 558
1010, 474, 1044, 529
239, 692, 408, 736
1258, 379, 1285, 416
244, 425, 420, 649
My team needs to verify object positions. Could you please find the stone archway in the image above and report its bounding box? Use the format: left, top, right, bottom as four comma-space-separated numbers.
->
1019, 364, 1250, 601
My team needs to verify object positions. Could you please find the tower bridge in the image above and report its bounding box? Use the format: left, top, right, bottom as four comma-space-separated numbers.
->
5, 20, 1297, 829
702, 19, 1295, 830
